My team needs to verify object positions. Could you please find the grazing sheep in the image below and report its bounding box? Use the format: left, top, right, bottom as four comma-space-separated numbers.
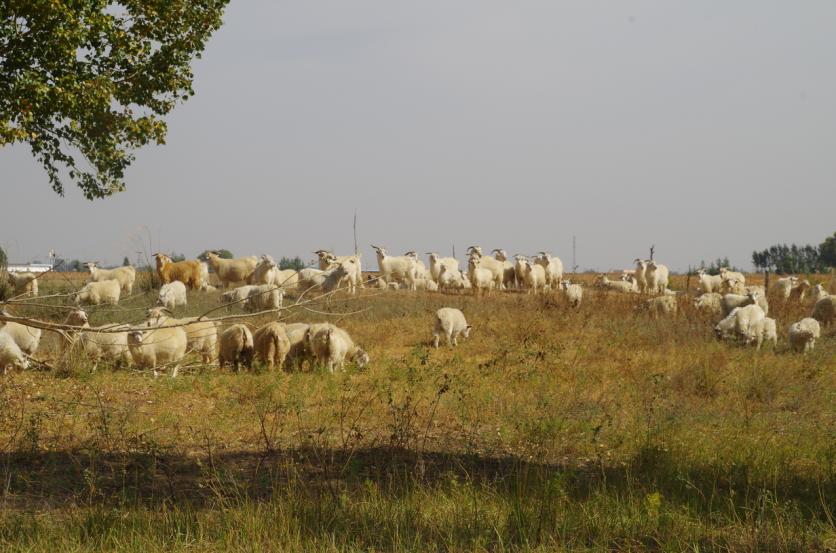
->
253, 322, 290, 370
633, 259, 648, 293
426, 253, 461, 283
371, 245, 417, 290
218, 324, 254, 371
0, 319, 42, 356
244, 285, 284, 312
0, 333, 28, 373
468, 257, 497, 295
810, 295, 835, 327
491, 249, 518, 289
157, 281, 187, 311
84, 262, 136, 295
596, 274, 637, 294
721, 291, 760, 316
220, 285, 256, 305
695, 269, 723, 295
128, 323, 188, 376
153, 253, 203, 290
145, 307, 217, 364
284, 323, 313, 369
61, 310, 132, 368
748, 317, 777, 350
438, 265, 467, 292
534, 252, 563, 289
306, 323, 369, 372
645, 260, 669, 293
637, 295, 678, 317
693, 292, 724, 316
560, 281, 583, 308
414, 277, 439, 291
714, 304, 766, 344
433, 307, 472, 348
787, 318, 821, 353
6, 271, 39, 297
74, 279, 121, 306
203, 251, 258, 288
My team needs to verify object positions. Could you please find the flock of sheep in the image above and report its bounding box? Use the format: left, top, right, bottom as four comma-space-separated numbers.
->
0, 245, 833, 375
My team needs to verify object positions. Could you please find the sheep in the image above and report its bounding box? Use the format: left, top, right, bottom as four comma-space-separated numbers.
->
315, 250, 364, 294
720, 277, 747, 295
513, 256, 546, 294
320, 258, 360, 294
787, 318, 821, 353
438, 265, 467, 292
203, 251, 258, 288
596, 274, 637, 294
414, 277, 438, 291
789, 280, 811, 303
0, 333, 28, 374
0, 319, 42, 356
253, 322, 291, 370
249, 255, 280, 286
296, 267, 326, 291
636, 295, 678, 317
426, 253, 461, 283
405, 252, 431, 280
306, 323, 369, 372
243, 285, 284, 312
145, 307, 218, 364
284, 322, 313, 369
153, 253, 203, 290
719, 267, 745, 287
467, 257, 497, 295
465, 246, 505, 289
371, 245, 417, 290
199, 262, 210, 289
714, 304, 766, 344
74, 279, 121, 306
218, 324, 254, 371
748, 317, 777, 350
810, 283, 829, 304
695, 269, 723, 295
157, 281, 187, 311
810, 295, 835, 327
6, 271, 38, 297
773, 276, 798, 300
84, 262, 136, 295
220, 285, 256, 306
693, 292, 724, 316
128, 323, 188, 377
432, 307, 472, 348
645, 260, 669, 293
560, 280, 583, 308
721, 290, 760, 316
491, 249, 517, 289
633, 259, 648, 293
61, 310, 132, 368
534, 252, 563, 289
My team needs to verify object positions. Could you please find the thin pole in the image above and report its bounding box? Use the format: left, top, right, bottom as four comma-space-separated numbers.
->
353, 210, 358, 256
572, 235, 576, 273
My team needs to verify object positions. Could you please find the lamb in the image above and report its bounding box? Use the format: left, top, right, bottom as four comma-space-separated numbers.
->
371, 245, 417, 290
810, 283, 829, 304
218, 324, 254, 371
84, 262, 136, 295
74, 279, 121, 306
244, 285, 284, 312
253, 322, 290, 370
0, 333, 28, 373
6, 271, 38, 297
636, 295, 678, 317
426, 253, 461, 283
145, 307, 217, 364
465, 246, 505, 289
157, 281, 187, 311
127, 323, 188, 377
787, 318, 821, 353
596, 274, 637, 294
491, 249, 517, 289
695, 269, 723, 295
0, 318, 42, 356
693, 293, 724, 316
714, 304, 766, 344
810, 295, 834, 327
514, 256, 546, 294
748, 317, 777, 350
633, 259, 648, 293
432, 307, 472, 348
468, 257, 497, 295
203, 251, 258, 288
560, 281, 583, 308
306, 323, 369, 372
534, 252, 563, 289
645, 260, 669, 293
61, 310, 132, 367
315, 250, 363, 294
773, 276, 798, 300
153, 253, 203, 290
220, 285, 256, 306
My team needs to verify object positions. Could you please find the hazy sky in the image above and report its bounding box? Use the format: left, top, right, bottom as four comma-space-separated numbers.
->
2, 1, 835, 271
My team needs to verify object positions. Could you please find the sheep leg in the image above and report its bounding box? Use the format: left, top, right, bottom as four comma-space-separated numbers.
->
433, 334, 440, 349
171, 364, 180, 378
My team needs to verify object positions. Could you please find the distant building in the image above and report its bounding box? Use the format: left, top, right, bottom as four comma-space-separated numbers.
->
6, 263, 53, 273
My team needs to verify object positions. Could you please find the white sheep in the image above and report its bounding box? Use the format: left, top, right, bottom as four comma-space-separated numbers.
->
787, 318, 821, 353
306, 323, 369, 372
218, 324, 254, 371
157, 281, 187, 311
748, 317, 777, 350
719, 267, 745, 288
426, 253, 461, 284
514, 256, 546, 294
61, 310, 132, 368
468, 257, 497, 295
491, 249, 518, 289
253, 322, 290, 370
432, 307, 472, 348
534, 252, 563, 289
465, 246, 505, 289
633, 259, 648, 293
636, 295, 678, 317
74, 279, 121, 306
596, 274, 637, 294
284, 322, 313, 369
405, 252, 431, 280
249, 255, 280, 286
0, 316, 42, 356
0, 332, 28, 373
244, 285, 284, 312
414, 277, 439, 291
788, 280, 811, 303
810, 295, 834, 327
645, 260, 669, 293
721, 290, 759, 316
203, 251, 258, 288
695, 269, 723, 295
315, 250, 364, 294
145, 307, 217, 364
84, 262, 136, 295
810, 283, 829, 304
773, 276, 798, 300
693, 293, 724, 316
560, 280, 583, 308
437, 265, 467, 292
6, 271, 38, 297
220, 285, 256, 306
371, 245, 417, 290
128, 323, 188, 376
714, 304, 765, 344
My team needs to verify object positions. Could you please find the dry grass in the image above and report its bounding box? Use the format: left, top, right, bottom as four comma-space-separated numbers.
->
0, 275, 833, 552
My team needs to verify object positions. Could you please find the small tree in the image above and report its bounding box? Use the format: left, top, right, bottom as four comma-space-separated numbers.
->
279, 256, 305, 271
0, 245, 6, 269
819, 232, 836, 269
122, 256, 131, 267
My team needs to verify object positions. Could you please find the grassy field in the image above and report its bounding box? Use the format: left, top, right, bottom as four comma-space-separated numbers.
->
0, 273, 833, 551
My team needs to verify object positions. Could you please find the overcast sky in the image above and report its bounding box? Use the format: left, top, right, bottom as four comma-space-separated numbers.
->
2, 1, 835, 271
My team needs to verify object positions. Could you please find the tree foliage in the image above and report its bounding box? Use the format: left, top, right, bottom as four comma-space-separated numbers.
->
752, 232, 835, 274
0, 245, 6, 269
1, 0, 229, 199
279, 256, 305, 271
198, 249, 233, 262
689, 257, 740, 276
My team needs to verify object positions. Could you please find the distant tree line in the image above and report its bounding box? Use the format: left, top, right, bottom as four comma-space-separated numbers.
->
688, 257, 742, 276
752, 232, 835, 274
